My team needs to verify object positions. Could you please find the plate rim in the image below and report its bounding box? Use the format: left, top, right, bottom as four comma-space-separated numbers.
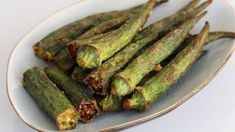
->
6, 0, 235, 131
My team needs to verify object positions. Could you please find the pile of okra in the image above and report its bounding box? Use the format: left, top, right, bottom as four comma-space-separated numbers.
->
22, 0, 235, 130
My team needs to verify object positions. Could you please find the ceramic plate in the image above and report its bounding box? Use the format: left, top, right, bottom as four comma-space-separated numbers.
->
7, 0, 235, 131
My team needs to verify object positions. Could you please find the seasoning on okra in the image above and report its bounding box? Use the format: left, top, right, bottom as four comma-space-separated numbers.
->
123, 22, 210, 111
99, 94, 123, 112
71, 66, 91, 83
45, 67, 100, 123
98, 31, 229, 112
54, 14, 131, 71
134, 0, 212, 40
84, 33, 159, 95
76, 0, 157, 69
83, 0, 211, 95
33, 0, 167, 62
23, 67, 78, 130
54, 48, 76, 71
111, 12, 207, 96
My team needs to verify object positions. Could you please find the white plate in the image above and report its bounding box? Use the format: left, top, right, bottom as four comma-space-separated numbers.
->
7, 0, 235, 131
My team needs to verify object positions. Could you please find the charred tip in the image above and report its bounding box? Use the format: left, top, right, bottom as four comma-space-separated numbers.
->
123, 99, 132, 110
68, 41, 79, 58
202, 0, 213, 5
83, 75, 106, 95
205, 21, 210, 28
207, 0, 213, 4
77, 99, 101, 123
33, 45, 52, 62
201, 21, 210, 33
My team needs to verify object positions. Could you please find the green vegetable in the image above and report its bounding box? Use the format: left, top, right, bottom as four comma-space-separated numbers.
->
98, 51, 207, 112
54, 15, 130, 71
54, 48, 75, 71
99, 94, 123, 112
33, 0, 167, 62
71, 66, 90, 83
134, 0, 211, 40
76, 0, 157, 69
111, 12, 207, 96
162, 31, 235, 66
123, 22, 210, 111
78, 13, 131, 40
84, 33, 159, 95
54, 32, 113, 71
45, 67, 100, 123
23, 67, 78, 130
56, 0, 167, 71
83, 0, 211, 95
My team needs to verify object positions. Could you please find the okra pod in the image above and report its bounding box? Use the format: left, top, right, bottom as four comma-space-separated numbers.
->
162, 31, 235, 65
98, 52, 206, 112
57, 1, 166, 71
111, 12, 207, 96
84, 33, 159, 95
54, 31, 115, 71
82, 0, 212, 94
71, 66, 90, 83
134, 0, 212, 40
99, 94, 123, 112
54, 15, 130, 71
100, 30, 235, 111
78, 13, 131, 40
33, 0, 167, 62
123, 22, 210, 111
54, 48, 75, 71
45, 67, 100, 123
74, 0, 208, 71
23, 67, 78, 130
76, 0, 157, 69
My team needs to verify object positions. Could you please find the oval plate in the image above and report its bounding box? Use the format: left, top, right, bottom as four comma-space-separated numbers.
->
7, 0, 235, 131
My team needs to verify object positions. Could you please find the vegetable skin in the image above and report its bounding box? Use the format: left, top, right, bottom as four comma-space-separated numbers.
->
33, 0, 168, 62
54, 0, 168, 71
111, 12, 207, 96
78, 13, 131, 40
71, 66, 90, 83
134, 0, 212, 40
76, 0, 157, 69
23, 67, 78, 130
84, 33, 159, 95
45, 67, 100, 123
123, 22, 210, 111
99, 94, 123, 112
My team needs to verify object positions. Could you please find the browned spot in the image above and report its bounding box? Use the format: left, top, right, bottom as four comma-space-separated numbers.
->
33, 45, 52, 62
77, 99, 100, 123
68, 41, 79, 58
123, 99, 131, 110
83, 75, 106, 95
155, 64, 162, 72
